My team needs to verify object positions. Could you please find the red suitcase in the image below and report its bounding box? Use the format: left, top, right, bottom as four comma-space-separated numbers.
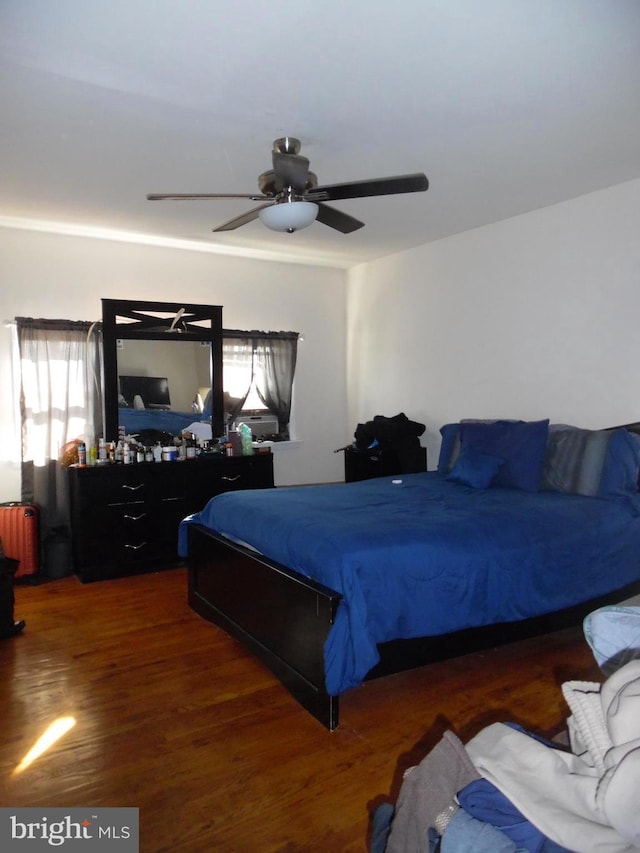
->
0, 504, 40, 578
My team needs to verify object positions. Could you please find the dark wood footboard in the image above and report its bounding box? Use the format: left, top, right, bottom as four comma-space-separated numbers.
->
188, 521, 640, 730
187, 523, 342, 730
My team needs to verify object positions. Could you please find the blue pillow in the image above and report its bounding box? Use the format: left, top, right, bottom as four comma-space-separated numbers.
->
438, 419, 533, 475
438, 423, 461, 473
459, 419, 550, 492
201, 389, 212, 419
601, 429, 640, 497
446, 447, 504, 489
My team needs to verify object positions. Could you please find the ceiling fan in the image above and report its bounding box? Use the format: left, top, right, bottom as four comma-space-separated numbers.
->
147, 137, 429, 234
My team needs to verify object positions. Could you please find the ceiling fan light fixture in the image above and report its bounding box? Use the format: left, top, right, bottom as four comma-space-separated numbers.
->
258, 200, 319, 233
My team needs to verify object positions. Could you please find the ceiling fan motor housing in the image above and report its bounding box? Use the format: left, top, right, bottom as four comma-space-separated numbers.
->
258, 170, 318, 196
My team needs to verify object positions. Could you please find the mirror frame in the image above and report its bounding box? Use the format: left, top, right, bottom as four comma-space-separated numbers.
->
102, 298, 224, 442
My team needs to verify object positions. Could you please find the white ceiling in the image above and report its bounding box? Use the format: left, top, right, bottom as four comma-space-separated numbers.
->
1, 0, 640, 268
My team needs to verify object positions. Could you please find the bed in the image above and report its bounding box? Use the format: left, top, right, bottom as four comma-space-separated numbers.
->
179, 419, 640, 729
118, 406, 201, 437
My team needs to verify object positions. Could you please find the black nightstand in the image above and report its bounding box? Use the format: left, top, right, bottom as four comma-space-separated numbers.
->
343, 446, 427, 482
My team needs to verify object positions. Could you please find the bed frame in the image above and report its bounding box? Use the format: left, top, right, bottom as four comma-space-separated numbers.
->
187, 522, 640, 730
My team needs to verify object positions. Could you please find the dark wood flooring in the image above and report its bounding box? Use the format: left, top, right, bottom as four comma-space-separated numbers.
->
1, 569, 601, 852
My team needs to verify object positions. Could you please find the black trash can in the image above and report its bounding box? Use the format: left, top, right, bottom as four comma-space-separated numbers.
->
43, 528, 74, 579
0, 553, 24, 638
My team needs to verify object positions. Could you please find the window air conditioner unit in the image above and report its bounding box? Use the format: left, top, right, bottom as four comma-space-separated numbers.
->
238, 414, 279, 439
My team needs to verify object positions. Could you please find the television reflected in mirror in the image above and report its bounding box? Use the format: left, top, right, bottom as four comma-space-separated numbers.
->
119, 375, 171, 410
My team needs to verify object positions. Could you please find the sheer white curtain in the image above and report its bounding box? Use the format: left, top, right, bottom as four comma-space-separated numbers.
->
222, 336, 254, 425
17, 318, 103, 540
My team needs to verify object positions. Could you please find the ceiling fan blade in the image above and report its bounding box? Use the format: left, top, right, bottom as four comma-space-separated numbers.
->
315, 203, 364, 234
147, 193, 269, 201
272, 151, 310, 191
306, 172, 428, 202
212, 203, 274, 232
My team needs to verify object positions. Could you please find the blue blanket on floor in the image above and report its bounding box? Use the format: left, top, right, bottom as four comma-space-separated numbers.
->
179, 473, 640, 695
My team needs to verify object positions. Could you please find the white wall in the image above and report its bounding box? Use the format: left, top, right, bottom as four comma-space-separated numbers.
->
0, 228, 348, 499
5, 177, 639, 500
347, 178, 640, 469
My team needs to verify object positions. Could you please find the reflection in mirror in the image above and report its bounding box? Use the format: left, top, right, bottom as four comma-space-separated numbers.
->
116, 339, 212, 436
102, 299, 224, 442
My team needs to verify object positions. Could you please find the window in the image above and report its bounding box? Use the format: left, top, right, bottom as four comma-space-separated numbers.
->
17, 318, 103, 467
223, 330, 299, 440
15, 317, 103, 533
223, 337, 263, 410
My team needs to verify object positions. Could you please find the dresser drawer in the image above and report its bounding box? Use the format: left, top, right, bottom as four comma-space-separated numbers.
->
210, 459, 258, 491
74, 466, 151, 504
188, 454, 275, 512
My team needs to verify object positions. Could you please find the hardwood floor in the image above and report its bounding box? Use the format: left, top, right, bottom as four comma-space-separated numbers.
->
2, 569, 601, 852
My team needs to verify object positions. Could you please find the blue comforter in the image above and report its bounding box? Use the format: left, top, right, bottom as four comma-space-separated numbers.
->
179, 473, 640, 695
119, 407, 198, 436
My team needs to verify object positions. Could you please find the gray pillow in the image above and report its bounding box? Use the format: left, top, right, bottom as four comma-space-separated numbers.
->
542, 427, 610, 495
542, 427, 640, 498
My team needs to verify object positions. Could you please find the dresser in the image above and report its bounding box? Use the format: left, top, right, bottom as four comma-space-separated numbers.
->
68, 454, 274, 583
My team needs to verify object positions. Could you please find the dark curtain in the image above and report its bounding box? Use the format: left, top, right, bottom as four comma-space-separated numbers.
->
254, 334, 298, 440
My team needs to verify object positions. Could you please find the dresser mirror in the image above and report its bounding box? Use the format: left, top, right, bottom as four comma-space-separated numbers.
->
102, 298, 224, 442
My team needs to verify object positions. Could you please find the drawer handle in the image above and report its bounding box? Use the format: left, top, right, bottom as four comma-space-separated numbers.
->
124, 542, 147, 551
122, 483, 144, 491
123, 513, 147, 522
221, 474, 242, 482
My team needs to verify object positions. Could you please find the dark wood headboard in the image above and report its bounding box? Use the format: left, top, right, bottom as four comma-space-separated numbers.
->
616, 421, 640, 435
